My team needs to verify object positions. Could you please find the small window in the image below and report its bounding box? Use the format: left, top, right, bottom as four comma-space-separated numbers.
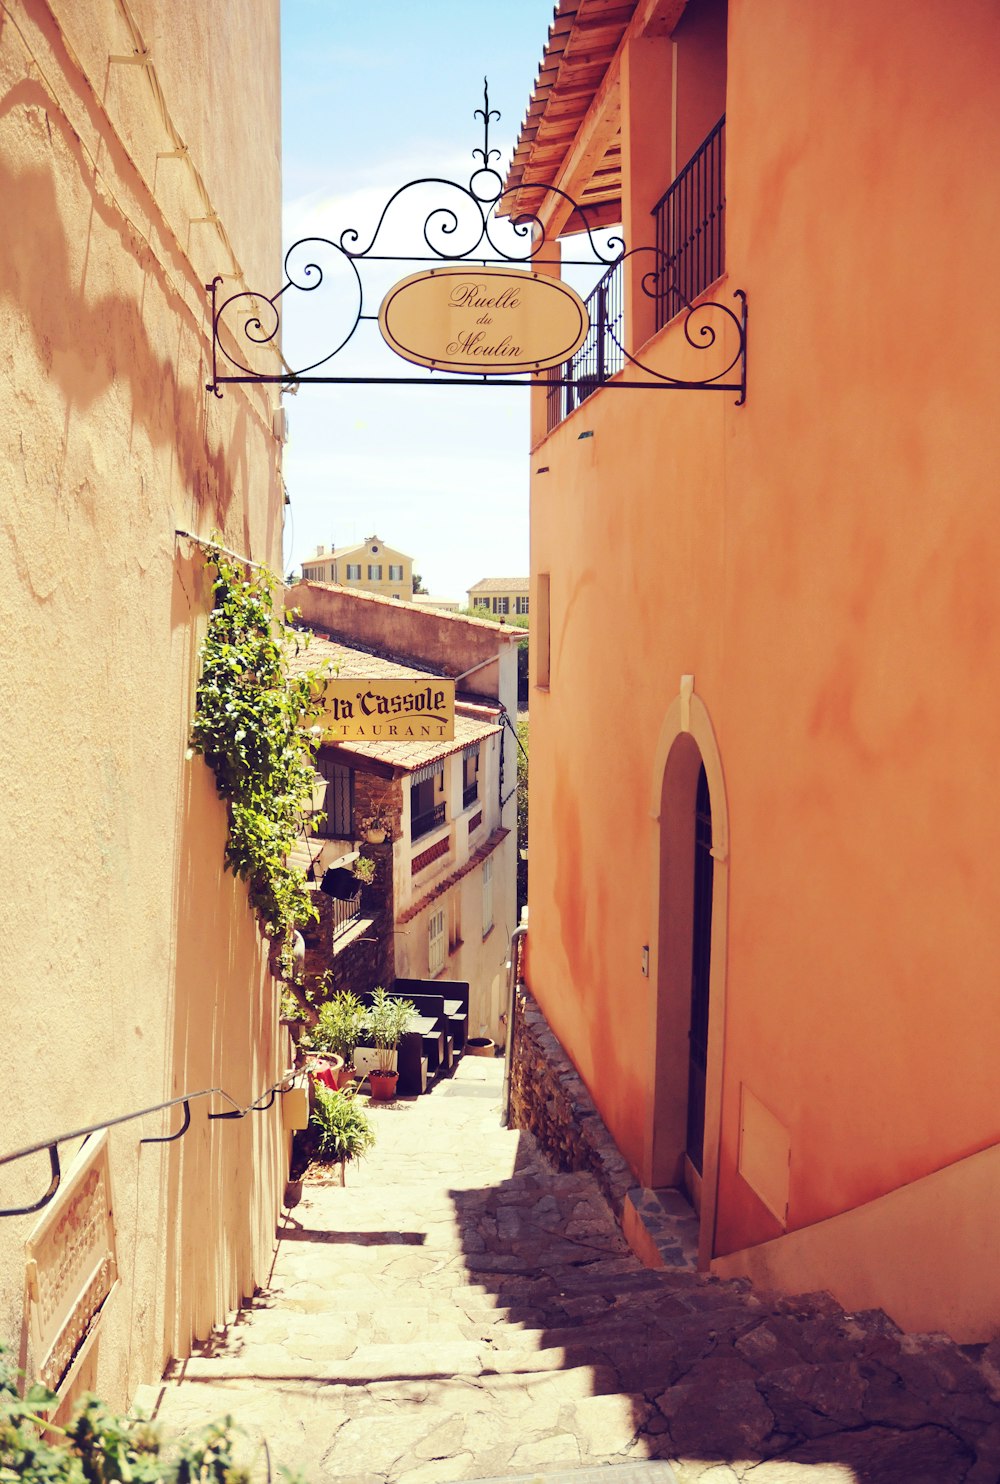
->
346, 563, 361, 580
368, 564, 382, 580
536, 574, 550, 687
388, 563, 404, 581
312, 759, 353, 838
428, 908, 446, 976
302, 566, 318, 580
493, 596, 509, 615
516, 596, 530, 615
482, 856, 494, 936
473, 597, 490, 610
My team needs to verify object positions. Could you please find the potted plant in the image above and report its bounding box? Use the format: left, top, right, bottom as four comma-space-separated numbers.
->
359, 795, 392, 844
364, 985, 416, 1100
312, 988, 367, 1088
310, 1083, 376, 1183
353, 853, 377, 886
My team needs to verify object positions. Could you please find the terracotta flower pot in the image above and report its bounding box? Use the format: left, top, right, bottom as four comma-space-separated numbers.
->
369, 1069, 399, 1101
466, 1037, 496, 1057
365, 828, 387, 845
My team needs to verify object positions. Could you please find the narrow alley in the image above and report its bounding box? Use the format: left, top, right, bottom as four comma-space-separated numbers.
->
147, 1060, 1000, 1484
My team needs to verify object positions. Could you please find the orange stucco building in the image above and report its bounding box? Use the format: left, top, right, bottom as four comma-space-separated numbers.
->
0, 1, 287, 1406
510, 0, 1000, 1339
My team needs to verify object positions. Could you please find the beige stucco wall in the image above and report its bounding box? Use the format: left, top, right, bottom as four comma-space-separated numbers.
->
712, 1142, 1000, 1343
0, 0, 285, 1407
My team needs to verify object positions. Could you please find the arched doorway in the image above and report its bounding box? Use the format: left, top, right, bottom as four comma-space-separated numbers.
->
646, 679, 729, 1267
686, 762, 715, 1193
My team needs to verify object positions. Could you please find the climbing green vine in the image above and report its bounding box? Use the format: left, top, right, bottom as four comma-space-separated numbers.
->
189, 544, 328, 943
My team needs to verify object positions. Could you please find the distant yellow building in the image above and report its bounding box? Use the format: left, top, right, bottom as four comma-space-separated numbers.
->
467, 577, 530, 618
302, 535, 413, 600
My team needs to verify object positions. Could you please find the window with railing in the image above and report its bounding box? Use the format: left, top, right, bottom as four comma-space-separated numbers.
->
411, 769, 446, 841
653, 115, 726, 332
311, 759, 353, 838
463, 745, 480, 809
546, 257, 624, 433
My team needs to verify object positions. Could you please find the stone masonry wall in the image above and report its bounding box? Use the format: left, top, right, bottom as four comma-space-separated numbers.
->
353, 773, 403, 843
510, 988, 634, 1220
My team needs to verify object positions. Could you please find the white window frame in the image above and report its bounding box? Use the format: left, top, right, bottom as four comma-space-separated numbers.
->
428, 908, 446, 976
346, 563, 361, 580
482, 856, 494, 937
493, 596, 509, 615
368, 563, 382, 580
388, 563, 404, 581
516, 596, 530, 615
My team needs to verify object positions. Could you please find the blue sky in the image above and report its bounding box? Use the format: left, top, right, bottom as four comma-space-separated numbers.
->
280, 0, 554, 599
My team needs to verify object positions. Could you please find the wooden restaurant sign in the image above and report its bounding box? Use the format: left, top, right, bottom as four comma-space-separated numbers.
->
378, 266, 589, 375
319, 677, 455, 742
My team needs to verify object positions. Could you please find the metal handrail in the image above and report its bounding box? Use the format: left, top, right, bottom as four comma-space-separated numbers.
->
0, 1075, 296, 1219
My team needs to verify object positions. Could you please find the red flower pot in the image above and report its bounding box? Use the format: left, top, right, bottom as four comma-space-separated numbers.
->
369, 1069, 399, 1101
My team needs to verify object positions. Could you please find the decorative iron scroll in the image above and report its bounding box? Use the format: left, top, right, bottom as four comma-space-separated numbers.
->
207, 82, 746, 403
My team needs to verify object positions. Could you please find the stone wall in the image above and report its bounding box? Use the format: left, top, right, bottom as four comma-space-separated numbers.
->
353, 773, 403, 844
510, 989, 634, 1219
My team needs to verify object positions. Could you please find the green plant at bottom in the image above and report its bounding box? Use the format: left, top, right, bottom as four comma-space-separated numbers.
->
310, 1084, 377, 1164
0, 1344, 308, 1483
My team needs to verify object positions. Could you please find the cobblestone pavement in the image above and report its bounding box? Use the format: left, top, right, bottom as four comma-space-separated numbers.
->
147, 1058, 1000, 1484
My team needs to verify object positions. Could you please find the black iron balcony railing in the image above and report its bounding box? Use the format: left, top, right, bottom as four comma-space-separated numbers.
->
463, 782, 479, 809
331, 888, 362, 941
546, 256, 625, 433
411, 801, 446, 841
653, 114, 726, 332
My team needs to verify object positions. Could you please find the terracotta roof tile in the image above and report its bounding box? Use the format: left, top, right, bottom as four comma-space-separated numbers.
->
333, 712, 501, 772
286, 628, 503, 771
467, 577, 530, 594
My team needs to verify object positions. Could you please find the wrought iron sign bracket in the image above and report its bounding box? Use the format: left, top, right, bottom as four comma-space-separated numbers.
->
206, 82, 747, 406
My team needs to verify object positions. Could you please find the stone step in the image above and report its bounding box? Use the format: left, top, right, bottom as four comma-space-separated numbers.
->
147, 1373, 660, 1481
169, 1338, 631, 1391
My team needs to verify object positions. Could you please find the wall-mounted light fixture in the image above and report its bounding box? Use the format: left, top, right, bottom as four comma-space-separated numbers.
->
535, 465, 550, 474
577, 429, 594, 440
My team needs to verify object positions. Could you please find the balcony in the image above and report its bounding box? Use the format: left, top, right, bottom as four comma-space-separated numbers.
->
653, 115, 726, 331
411, 801, 446, 841
546, 257, 624, 433
463, 783, 479, 810
330, 888, 362, 941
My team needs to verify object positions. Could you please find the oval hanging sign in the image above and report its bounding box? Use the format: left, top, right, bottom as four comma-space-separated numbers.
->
378, 266, 590, 376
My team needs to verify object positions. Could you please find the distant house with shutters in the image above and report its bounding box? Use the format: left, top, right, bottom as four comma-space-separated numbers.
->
467, 577, 530, 619
286, 581, 521, 1045
300, 535, 414, 602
